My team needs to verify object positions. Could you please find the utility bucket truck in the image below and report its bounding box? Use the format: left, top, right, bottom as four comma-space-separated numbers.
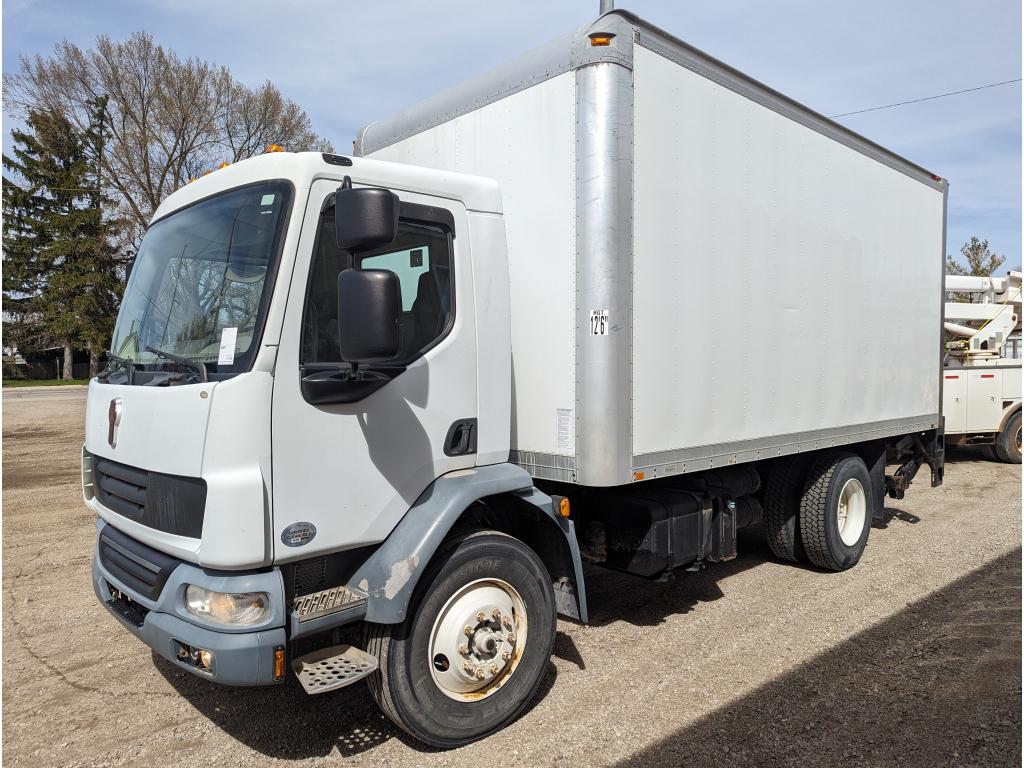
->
86, 8, 945, 747
943, 271, 1021, 462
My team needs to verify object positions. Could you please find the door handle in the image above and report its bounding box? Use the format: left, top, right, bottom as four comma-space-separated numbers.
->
444, 419, 477, 456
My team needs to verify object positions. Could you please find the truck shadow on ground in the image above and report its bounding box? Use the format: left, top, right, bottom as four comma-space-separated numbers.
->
944, 445, 1006, 464
155, 649, 564, 758
611, 547, 1022, 768
156, 514, 957, 760
581, 509, 920, 629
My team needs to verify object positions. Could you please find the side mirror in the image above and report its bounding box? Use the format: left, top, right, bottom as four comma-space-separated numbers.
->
335, 184, 399, 251
337, 269, 400, 363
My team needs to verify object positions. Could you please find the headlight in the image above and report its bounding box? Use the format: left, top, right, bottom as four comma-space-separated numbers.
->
185, 585, 269, 626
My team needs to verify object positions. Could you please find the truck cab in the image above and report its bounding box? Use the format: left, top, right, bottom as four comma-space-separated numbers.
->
87, 151, 511, 560
87, 153, 585, 738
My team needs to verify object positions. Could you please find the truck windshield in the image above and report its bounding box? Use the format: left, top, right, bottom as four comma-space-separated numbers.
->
108, 180, 292, 381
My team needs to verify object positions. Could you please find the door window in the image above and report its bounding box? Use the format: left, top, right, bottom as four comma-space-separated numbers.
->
301, 201, 454, 365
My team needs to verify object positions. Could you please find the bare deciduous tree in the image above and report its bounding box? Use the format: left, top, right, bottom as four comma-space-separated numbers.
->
4, 32, 332, 245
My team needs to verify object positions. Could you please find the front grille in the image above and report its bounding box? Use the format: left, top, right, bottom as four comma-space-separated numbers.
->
94, 458, 148, 518
98, 524, 181, 601
91, 453, 206, 539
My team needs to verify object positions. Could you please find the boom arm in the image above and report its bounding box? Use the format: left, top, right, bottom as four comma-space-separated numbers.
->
944, 271, 1021, 357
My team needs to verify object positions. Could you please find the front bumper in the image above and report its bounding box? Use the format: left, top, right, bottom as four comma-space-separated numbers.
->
92, 521, 287, 686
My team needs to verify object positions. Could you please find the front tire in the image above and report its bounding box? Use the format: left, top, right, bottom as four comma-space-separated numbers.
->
798, 452, 873, 571
365, 530, 555, 748
994, 411, 1022, 464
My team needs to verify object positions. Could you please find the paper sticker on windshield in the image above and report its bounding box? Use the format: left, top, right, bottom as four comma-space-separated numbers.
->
218, 327, 238, 365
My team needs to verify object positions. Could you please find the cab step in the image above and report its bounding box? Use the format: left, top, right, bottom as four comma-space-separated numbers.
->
292, 585, 367, 622
292, 644, 378, 695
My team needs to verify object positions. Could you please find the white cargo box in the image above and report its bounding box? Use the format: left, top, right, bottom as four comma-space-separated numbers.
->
357, 10, 945, 486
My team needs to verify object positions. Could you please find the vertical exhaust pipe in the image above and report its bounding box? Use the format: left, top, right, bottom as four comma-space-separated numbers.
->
600, 0, 614, 13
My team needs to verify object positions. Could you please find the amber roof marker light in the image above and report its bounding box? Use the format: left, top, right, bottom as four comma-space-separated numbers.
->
588, 32, 616, 47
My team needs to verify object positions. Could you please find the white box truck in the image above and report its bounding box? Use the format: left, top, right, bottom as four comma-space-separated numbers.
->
85, 8, 946, 747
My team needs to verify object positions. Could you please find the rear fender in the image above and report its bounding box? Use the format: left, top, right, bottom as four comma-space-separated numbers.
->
998, 402, 1022, 433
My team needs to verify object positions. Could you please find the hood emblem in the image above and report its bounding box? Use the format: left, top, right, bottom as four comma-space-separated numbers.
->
107, 398, 123, 448
282, 522, 317, 547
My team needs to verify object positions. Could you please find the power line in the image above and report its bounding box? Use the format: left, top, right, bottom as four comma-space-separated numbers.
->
830, 78, 1021, 118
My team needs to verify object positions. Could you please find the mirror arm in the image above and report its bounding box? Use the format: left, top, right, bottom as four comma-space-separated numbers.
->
300, 364, 407, 405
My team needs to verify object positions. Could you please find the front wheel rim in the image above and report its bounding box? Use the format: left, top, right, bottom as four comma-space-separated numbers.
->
836, 477, 867, 546
428, 578, 528, 701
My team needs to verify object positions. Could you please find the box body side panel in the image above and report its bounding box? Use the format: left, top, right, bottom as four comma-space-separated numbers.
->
632, 45, 944, 459
367, 72, 578, 459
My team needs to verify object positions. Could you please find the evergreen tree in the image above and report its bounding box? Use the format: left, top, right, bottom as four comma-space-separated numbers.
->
3, 109, 121, 379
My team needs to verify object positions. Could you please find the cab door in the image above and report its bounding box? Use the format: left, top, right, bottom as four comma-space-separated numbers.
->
271, 179, 478, 560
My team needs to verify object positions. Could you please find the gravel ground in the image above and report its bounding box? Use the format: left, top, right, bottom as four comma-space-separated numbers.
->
2, 388, 1021, 767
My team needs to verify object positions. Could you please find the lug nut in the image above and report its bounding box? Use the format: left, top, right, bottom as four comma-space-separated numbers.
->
458, 643, 469, 655
462, 661, 474, 674
506, 633, 516, 643
491, 607, 501, 619
490, 663, 499, 674
501, 650, 511, 661
463, 625, 474, 636
502, 615, 513, 627
474, 667, 486, 679
475, 611, 485, 622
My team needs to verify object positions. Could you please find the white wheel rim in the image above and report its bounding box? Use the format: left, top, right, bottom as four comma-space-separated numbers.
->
428, 578, 527, 701
836, 477, 867, 546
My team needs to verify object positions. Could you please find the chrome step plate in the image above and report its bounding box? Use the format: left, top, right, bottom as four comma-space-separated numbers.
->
292, 585, 367, 622
292, 644, 378, 695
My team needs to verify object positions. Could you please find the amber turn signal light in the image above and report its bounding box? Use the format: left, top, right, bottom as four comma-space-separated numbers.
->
557, 497, 571, 517
274, 646, 286, 681
588, 32, 615, 46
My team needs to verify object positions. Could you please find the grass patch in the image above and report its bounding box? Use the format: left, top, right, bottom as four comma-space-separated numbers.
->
2, 378, 91, 388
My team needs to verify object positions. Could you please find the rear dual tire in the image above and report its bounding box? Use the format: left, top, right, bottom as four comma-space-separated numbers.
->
762, 452, 873, 572
762, 457, 809, 563
798, 452, 872, 571
365, 530, 555, 748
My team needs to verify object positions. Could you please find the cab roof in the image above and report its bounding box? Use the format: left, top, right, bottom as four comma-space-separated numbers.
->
152, 151, 503, 224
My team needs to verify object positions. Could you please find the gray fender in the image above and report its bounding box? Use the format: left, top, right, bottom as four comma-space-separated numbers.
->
346, 463, 588, 624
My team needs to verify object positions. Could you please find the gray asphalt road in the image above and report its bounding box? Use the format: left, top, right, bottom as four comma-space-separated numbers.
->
2, 394, 1020, 767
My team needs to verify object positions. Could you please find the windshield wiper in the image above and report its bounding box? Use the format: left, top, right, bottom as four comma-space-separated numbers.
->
101, 351, 136, 384
145, 346, 208, 383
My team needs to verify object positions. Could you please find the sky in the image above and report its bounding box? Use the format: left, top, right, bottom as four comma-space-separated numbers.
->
3, 0, 1021, 267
